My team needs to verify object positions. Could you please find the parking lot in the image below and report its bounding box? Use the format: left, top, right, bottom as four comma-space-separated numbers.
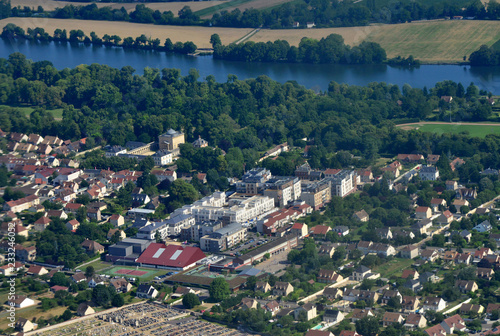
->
31, 302, 253, 336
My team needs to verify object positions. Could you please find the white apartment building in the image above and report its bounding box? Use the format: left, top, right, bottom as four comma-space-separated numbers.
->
328, 170, 356, 198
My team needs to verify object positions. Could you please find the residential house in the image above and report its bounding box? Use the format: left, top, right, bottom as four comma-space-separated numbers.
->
419, 272, 440, 284
400, 245, 419, 259
420, 249, 439, 262
420, 166, 439, 181
294, 303, 317, 321
318, 245, 336, 258
404, 279, 422, 292
305, 331, 334, 336
77, 303, 95, 316
473, 220, 492, 233
34, 216, 51, 232
240, 298, 259, 311
455, 280, 478, 293
443, 250, 458, 263
376, 227, 393, 240
66, 219, 80, 231
430, 198, 447, 212
446, 180, 458, 190
70, 273, 87, 283
323, 287, 342, 300
401, 296, 420, 312
436, 210, 453, 225
110, 214, 125, 227
412, 219, 433, 234
81, 239, 105, 254
487, 303, 500, 316
310, 225, 331, 238
273, 282, 294, 297
382, 312, 404, 327
343, 289, 378, 303
456, 187, 477, 200
16, 246, 36, 262
15, 318, 35, 332
87, 208, 102, 222
255, 281, 271, 293
291, 222, 308, 238
440, 314, 466, 334
415, 206, 432, 220
404, 313, 427, 329
352, 265, 371, 281
358, 169, 373, 182
351, 308, 374, 322
339, 332, 361, 336
323, 309, 344, 324
477, 267, 495, 280
27, 265, 48, 276
353, 210, 369, 222
401, 269, 419, 280
422, 297, 446, 312
455, 252, 473, 265
357, 241, 372, 255
425, 324, 447, 336
380, 290, 402, 305
107, 229, 126, 241
459, 303, 484, 315
264, 301, 280, 315
332, 225, 349, 236
450, 158, 465, 171
317, 269, 343, 284
10, 295, 35, 308
427, 155, 440, 165
136, 284, 158, 299
397, 154, 424, 163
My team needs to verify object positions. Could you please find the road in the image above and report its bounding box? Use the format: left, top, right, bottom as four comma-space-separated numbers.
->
393, 164, 421, 183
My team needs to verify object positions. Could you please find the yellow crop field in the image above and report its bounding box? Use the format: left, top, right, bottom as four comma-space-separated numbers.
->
0, 17, 252, 48
11, 0, 228, 16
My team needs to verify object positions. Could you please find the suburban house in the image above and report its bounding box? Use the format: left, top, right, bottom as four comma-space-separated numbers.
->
473, 220, 492, 233
404, 313, 427, 329
401, 269, 419, 280
110, 278, 132, 293
459, 303, 484, 315
400, 245, 419, 259
351, 308, 374, 322
264, 301, 280, 315
77, 303, 95, 316
415, 206, 432, 220
294, 303, 317, 321
317, 269, 343, 284
380, 290, 402, 305
382, 312, 404, 327
310, 225, 331, 237
419, 166, 439, 181
323, 287, 342, 300
15, 318, 35, 332
436, 210, 453, 225
420, 249, 439, 262
81, 239, 105, 254
273, 282, 294, 297
255, 281, 271, 293
136, 284, 158, 299
66, 219, 80, 231
455, 280, 478, 293
440, 314, 466, 334
10, 295, 35, 308
477, 267, 495, 280
422, 297, 446, 312
401, 296, 420, 312
110, 214, 125, 227
430, 198, 446, 212
353, 210, 369, 222
318, 245, 336, 258
352, 265, 372, 281
323, 309, 344, 324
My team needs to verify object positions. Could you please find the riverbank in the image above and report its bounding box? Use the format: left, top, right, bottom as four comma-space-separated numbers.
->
2, 18, 500, 63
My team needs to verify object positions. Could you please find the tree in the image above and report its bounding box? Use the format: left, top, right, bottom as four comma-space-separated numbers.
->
182, 293, 200, 308
210, 34, 221, 48
92, 284, 112, 306
112, 294, 124, 307
356, 316, 380, 336
51, 272, 69, 286
85, 266, 95, 278
209, 277, 230, 302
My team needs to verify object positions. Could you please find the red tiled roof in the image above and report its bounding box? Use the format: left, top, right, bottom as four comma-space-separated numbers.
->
136, 243, 206, 268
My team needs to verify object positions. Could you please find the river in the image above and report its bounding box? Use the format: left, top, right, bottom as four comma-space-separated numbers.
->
2, 38, 500, 93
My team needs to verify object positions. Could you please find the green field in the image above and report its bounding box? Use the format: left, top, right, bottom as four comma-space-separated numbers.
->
373, 258, 414, 278
399, 123, 500, 138
104, 266, 167, 281
365, 20, 500, 63
0, 105, 64, 119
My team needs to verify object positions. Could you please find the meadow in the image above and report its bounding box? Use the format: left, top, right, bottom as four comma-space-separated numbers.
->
397, 122, 500, 138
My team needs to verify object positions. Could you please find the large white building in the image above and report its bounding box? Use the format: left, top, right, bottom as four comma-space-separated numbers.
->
263, 176, 301, 207
327, 170, 356, 198
171, 192, 275, 224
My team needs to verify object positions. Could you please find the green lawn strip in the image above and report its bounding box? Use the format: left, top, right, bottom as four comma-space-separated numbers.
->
373, 258, 414, 278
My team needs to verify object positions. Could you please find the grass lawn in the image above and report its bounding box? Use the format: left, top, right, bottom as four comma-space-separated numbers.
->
80, 259, 114, 273
398, 122, 500, 138
373, 258, 414, 278
0, 304, 67, 331
0, 105, 64, 120
194, 0, 254, 17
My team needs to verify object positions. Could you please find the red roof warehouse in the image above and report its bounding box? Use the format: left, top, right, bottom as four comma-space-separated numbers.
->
136, 243, 206, 271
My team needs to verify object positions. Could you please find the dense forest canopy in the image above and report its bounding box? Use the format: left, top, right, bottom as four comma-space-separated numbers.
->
0, 53, 500, 177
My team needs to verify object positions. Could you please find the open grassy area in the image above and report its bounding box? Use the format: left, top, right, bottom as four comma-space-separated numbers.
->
79, 259, 114, 273
397, 122, 500, 138
0, 18, 252, 48
194, 0, 254, 17
0, 105, 64, 120
373, 258, 414, 278
0, 304, 67, 331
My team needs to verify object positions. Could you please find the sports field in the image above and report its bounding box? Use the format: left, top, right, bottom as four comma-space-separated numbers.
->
0, 18, 252, 48
397, 122, 500, 138
104, 266, 162, 280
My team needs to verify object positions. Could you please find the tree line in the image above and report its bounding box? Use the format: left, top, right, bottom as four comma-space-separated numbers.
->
5, 0, 500, 29
1, 23, 197, 54
469, 44, 500, 66
213, 34, 386, 64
